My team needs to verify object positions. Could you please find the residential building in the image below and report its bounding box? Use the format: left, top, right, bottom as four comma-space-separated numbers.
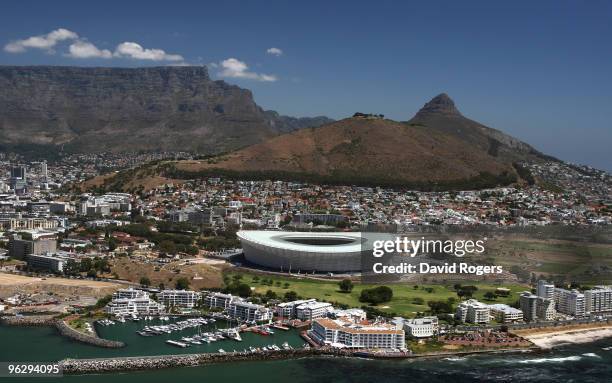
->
26, 253, 69, 273
295, 301, 333, 321
455, 299, 490, 324
520, 292, 555, 322
585, 286, 612, 315
488, 304, 523, 323
403, 316, 439, 338
328, 308, 367, 323
309, 318, 405, 350
554, 288, 585, 317
159, 290, 200, 309
229, 301, 273, 322
8, 234, 57, 260
537, 296, 556, 321
275, 299, 316, 319
112, 288, 148, 300
204, 292, 238, 309
105, 297, 164, 316
537, 280, 555, 300
519, 292, 538, 322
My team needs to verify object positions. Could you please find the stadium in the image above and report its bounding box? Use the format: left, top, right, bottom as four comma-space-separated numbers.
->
237, 231, 365, 272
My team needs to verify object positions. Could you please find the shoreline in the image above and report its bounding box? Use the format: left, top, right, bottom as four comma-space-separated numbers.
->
58, 346, 540, 375
515, 325, 612, 349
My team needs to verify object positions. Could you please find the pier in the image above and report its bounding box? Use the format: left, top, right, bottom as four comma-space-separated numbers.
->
59, 349, 331, 374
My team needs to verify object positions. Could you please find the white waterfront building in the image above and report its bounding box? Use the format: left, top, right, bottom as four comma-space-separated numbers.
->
113, 288, 148, 300
456, 299, 490, 324
585, 286, 612, 315
488, 304, 523, 323
309, 318, 405, 350
105, 297, 164, 316
554, 288, 585, 317
402, 316, 439, 338
204, 292, 239, 309
537, 280, 555, 300
229, 301, 273, 322
275, 299, 316, 319
158, 290, 200, 309
295, 301, 333, 321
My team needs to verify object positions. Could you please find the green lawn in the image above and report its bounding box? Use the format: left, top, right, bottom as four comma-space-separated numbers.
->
226, 271, 528, 318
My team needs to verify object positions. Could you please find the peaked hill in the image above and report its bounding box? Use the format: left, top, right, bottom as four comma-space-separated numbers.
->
83, 94, 554, 191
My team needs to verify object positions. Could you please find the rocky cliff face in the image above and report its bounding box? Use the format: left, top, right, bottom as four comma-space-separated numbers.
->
0, 65, 332, 153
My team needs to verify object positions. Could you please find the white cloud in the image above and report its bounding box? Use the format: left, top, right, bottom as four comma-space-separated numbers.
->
218, 58, 277, 82
266, 47, 283, 56
4, 29, 184, 62
66, 40, 112, 59
4, 28, 78, 53
114, 42, 183, 61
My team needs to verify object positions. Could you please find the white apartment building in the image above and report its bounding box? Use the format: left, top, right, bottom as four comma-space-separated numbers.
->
520, 292, 555, 322
403, 316, 439, 338
537, 280, 555, 300
537, 296, 556, 321
329, 308, 367, 323
275, 299, 316, 319
113, 288, 148, 300
456, 299, 490, 324
554, 288, 585, 317
204, 292, 239, 309
295, 301, 333, 321
584, 286, 612, 315
229, 301, 273, 322
310, 318, 405, 350
105, 297, 164, 316
488, 304, 523, 323
159, 290, 200, 309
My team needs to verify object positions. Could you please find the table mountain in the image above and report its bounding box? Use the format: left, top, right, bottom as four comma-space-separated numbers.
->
0, 65, 332, 154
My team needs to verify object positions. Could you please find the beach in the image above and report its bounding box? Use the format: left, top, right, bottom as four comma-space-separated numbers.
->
514, 324, 612, 349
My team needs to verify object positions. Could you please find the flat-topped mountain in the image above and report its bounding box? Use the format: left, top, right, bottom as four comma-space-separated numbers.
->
0, 65, 332, 154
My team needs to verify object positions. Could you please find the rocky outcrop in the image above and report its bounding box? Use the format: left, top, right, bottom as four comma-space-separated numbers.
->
0, 65, 332, 154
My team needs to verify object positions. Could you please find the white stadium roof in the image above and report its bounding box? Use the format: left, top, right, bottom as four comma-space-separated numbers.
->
237, 231, 363, 253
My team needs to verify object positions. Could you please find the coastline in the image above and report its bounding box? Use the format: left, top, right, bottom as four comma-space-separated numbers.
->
513, 324, 612, 349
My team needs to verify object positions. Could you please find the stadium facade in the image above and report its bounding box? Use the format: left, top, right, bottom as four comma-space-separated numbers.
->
237, 231, 365, 272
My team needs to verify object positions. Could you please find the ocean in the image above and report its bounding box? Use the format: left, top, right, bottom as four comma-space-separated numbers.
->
1, 320, 611, 382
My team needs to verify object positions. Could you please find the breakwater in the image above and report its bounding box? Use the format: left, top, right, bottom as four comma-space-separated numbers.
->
60, 349, 332, 374
1, 315, 125, 348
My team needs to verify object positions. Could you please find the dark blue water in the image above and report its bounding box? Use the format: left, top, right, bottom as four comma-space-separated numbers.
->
2, 323, 612, 382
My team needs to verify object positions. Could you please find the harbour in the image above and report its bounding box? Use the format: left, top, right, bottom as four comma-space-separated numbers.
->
2, 323, 612, 383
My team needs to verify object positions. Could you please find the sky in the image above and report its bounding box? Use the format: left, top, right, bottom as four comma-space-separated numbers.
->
0, 1, 611, 171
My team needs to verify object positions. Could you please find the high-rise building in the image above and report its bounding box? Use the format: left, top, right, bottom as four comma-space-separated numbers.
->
8, 234, 57, 260
520, 291, 556, 322
537, 280, 555, 300
519, 292, 538, 322
455, 299, 490, 324
9, 165, 27, 192
554, 288, 585, 317
585, 286, 612, 315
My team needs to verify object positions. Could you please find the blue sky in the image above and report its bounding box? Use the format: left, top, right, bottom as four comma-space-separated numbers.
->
1, 0, 611, 171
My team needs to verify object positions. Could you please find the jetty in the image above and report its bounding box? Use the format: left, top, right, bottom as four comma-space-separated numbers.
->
59, 349, 331, 374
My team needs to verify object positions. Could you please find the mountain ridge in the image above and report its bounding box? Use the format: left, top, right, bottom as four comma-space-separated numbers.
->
0, 65, 333, 155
